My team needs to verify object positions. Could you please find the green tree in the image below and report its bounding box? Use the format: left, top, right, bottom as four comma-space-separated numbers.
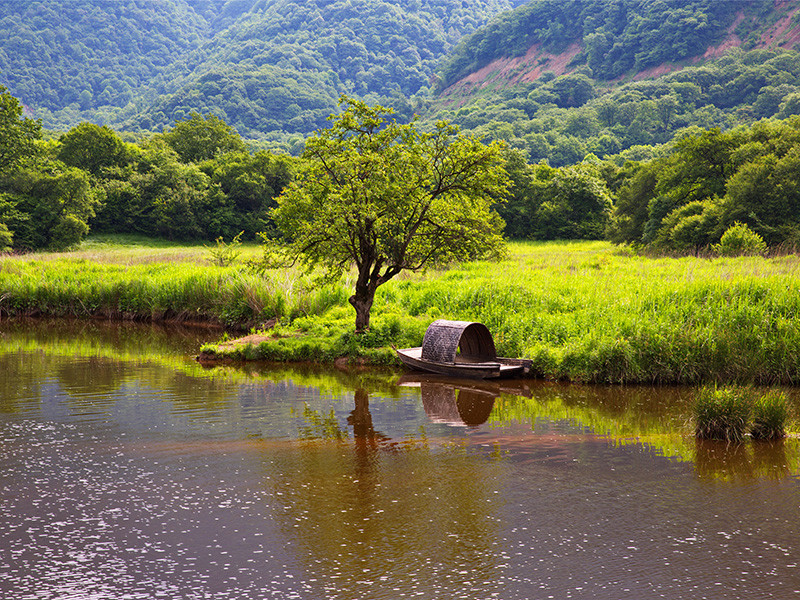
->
4, 160, 99, 250
199, 150, 295, 238
0, 221, 11, 251
58, 122, 130, 175
272, 97, 509, 332
712, 222, 767, 256
162, 112, 247, 163
607, 160, 659, 245
0, 85, 41, 173
722, 148, 800, 244
532, 162, 612, 240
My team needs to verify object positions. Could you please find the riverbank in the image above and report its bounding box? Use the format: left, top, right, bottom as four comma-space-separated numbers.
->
4, 237, 800, 384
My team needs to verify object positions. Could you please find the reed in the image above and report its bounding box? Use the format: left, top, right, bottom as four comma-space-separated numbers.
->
0, 256, 347, 328
692, 385, 753, 442
750, 390, 790, 440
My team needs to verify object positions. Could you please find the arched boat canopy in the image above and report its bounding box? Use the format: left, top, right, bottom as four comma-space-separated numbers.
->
420, 319, 498, 365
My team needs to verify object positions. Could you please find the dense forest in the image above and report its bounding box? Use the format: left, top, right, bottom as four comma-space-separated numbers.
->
4, 81, 800, 257
0, 87, 293, 251
3, 0, 800, 255
0, 0, 524, 141
432, 48, 800, 166
436, 0, 781, 89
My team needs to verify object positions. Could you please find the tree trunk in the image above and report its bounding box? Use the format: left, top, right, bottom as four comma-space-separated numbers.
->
349, 289, 374, 333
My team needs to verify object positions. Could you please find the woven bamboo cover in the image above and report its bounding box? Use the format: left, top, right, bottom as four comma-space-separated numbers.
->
420, 319, 497, 364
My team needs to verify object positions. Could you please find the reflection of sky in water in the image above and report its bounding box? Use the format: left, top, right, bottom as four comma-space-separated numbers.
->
1, 344, 799, 599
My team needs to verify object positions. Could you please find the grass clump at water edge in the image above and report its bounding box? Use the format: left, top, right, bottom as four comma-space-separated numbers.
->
692, 386, 791, 442
750, 390, 790, 440
693, 385, 752, 442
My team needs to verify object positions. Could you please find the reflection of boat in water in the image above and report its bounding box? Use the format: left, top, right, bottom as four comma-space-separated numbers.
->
399, 373, 531, 427
396, 320, 532, 379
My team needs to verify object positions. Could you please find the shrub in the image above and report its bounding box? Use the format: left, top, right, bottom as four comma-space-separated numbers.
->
206, 231, 243, 267
0, 222, 12, 252
751, 390, 789, 440
49, 215, 90, 251
693, 385, 752, 442
713, 222, 767, 257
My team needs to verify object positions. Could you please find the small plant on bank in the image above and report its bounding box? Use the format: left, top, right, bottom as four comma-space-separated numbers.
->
750, 390, 790, 440
207, 231, 244, 267
712, 222, 767, 257
693, 385, 752, 442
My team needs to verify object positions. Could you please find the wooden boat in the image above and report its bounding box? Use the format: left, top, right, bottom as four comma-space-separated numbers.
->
395, 319, 532, 380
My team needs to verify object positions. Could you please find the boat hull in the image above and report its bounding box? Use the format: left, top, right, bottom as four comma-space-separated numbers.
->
396, 347, 526, 379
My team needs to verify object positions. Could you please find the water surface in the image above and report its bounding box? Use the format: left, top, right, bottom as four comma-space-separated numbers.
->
1, 320, 798, 599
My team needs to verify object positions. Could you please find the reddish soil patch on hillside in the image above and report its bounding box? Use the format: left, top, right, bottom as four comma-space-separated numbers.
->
761, 1, 800, 48
441, 3, 800, 95
440, 42, 582, 99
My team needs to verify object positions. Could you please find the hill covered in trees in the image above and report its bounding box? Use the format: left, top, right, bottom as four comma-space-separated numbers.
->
6, 0, 800, 256
422, 0, 800, 166
435, 0, 796, 90
0, 0, 525, 141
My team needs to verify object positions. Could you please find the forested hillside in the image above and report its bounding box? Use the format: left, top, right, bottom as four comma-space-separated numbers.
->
430, 47, 800, 166
0, 0, 524, 139
6, 0, 800, 256
436, 0, 790, 90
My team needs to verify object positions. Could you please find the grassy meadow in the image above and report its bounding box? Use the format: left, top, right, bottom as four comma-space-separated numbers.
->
3, 236, 800, 385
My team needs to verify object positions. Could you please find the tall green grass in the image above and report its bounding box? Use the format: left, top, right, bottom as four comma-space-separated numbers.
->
378, 242, 800, 384
0, 257, 347, 327
6, 238, 800, 384
692, 386, 752, 442
692, 386, 792, 441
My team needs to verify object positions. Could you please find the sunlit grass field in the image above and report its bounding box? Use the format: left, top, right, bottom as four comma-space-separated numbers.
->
3, 236, 800, 384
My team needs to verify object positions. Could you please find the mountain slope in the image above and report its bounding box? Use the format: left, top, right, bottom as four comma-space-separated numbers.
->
0, 0, 525, 137
436, 0, 800, 94
418, 0, 800, 167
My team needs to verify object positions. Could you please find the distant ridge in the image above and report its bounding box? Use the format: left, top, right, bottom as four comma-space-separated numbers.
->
436, 0, 800, 95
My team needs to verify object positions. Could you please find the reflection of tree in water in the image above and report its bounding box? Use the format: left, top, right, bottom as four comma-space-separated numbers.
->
263, 387, 507, 599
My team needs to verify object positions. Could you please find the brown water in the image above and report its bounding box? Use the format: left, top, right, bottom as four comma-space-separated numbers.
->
1, 320, 799, 599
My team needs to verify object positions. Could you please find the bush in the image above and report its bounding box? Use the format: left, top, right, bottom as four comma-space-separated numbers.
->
693, 385, 752, 442
0, 222, 12, 251
713, 222, 767, 257
751, 390, 789, 440
206, 231, 243, 267
49, 215, 90, 251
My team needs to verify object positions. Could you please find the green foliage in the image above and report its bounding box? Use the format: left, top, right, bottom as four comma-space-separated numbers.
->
437, 0, 762, 89
198, 150, 295, 239
429, 47, 800, 168
713, 222, 767, 257
0, 0, 520, 139
0, 221, 11, 251
1, 158, 99, 251
0, 86, 294, 251
162, 112, 247, 163
206, 231, 243, 267
49, 214, 90, 251
273, 97, 509, 332
499, 156, 612, 240
58, 123, 130, 175
751, 390, 790, 440
0, 85, 41, 173
693, 386, 753, 442
610, 116, 800, 252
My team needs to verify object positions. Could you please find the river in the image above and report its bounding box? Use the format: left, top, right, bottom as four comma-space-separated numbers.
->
1, 319, 798, 599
